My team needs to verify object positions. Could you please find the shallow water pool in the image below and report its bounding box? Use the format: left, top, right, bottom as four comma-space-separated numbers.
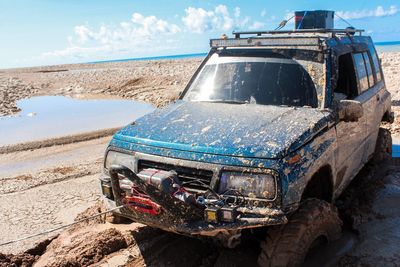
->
0, 96, 154, 146
393, 136, 400, 158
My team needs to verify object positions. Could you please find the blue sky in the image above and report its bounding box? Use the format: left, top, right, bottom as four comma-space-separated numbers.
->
1, 0, 399, 68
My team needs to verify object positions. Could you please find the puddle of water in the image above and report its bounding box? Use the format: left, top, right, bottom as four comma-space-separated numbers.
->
392, 136, 400, 158
0, 96, 154, 146
303, 231, 358, 267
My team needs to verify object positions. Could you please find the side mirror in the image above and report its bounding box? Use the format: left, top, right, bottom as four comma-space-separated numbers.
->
339, 100, 363, 122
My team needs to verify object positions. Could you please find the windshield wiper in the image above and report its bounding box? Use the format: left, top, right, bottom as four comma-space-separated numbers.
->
202, 99, 248, 104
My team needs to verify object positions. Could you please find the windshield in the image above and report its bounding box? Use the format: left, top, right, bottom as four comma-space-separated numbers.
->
184, 53, 319, 108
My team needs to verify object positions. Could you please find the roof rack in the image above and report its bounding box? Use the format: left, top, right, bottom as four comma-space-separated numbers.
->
210, 36, 323, 49
232, 28, 364, 38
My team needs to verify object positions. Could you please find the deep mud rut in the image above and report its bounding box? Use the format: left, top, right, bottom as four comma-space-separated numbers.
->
1, 138, 399, 267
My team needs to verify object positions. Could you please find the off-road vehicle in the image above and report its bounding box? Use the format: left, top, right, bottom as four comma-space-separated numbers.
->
99, 10, 392, 266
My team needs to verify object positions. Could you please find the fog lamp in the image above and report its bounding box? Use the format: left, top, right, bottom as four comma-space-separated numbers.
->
205, 207, 220, 223
101, 182, 113, 199
220, 206, 237, 222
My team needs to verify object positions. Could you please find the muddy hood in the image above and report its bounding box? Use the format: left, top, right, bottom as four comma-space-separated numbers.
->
113, 101, 330, 159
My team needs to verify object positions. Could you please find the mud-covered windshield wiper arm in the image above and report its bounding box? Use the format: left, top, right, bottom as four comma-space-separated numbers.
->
201, 99, 249, 104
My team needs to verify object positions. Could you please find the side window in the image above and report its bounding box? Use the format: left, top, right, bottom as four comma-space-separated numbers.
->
362, 52, 374, 87
334, 53, 358, 100
368, 44, 382, 82
353, 53, 369, 93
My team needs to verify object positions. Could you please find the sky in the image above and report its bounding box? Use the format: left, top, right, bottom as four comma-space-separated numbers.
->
1, 0, 399, 68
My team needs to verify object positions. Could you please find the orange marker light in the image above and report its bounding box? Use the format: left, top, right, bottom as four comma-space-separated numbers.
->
288, 154, 301, 164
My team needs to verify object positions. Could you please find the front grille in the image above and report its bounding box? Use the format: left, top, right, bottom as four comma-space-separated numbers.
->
138, 160, 213, 193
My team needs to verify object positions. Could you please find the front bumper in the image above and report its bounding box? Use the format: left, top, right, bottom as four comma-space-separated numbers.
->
102, 165, 287, 236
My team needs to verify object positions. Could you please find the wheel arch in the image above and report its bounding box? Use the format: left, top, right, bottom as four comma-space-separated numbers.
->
382, 110, 393, 123
301, 165, 334, 203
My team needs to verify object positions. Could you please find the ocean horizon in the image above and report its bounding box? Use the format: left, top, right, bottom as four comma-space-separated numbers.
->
375, 41, 400, 52
89, 41, 400, 64
88, 52, 208, 64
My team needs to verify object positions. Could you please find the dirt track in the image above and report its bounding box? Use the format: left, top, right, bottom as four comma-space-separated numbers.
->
0, 137, 111, 254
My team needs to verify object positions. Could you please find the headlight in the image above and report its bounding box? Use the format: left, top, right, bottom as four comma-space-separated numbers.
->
218, 172, 276, 200
105, 151, 135, 171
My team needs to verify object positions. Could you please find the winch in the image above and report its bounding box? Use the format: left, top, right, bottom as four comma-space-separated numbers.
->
118, 168, 198, 215
116, 167, 242, 223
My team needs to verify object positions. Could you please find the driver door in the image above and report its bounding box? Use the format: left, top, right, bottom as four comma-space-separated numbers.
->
334, 53, 367, 191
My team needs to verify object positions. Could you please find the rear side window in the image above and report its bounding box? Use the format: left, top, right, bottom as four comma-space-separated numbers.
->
368, 44, 382, 82
362, 52, 374, 87
353, 53, 369, 92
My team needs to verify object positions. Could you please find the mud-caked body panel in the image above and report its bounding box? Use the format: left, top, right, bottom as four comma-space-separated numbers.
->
99, 30, 391, 235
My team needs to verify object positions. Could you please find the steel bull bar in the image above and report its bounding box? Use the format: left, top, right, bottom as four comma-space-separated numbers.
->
108, 165, 287, 235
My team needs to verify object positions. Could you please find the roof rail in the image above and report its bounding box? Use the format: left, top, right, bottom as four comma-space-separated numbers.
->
232, 28, 364, 38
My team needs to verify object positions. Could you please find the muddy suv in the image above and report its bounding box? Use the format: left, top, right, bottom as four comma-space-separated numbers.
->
99, 11, 391, 267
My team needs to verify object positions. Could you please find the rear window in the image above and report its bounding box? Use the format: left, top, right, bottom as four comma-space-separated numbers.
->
363, 52, 374, 87
368, 43, 382, 82
353, 53, 369, 92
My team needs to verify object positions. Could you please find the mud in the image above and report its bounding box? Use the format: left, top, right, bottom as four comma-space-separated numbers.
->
336, 163, 388, 228
0, 160, 102, 194
336, 160, 400, 267
0, 252, 36, 267
0, 159, 398, 267
0, 127, 118, 154
0, 238, 54, 267
0, 138, 109, 254
35, 228, 129, 266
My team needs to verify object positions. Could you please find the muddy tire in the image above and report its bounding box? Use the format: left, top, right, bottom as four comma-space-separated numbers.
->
373, 128, 392, 164
258, 199, 342, 267
106, 212, 130, 224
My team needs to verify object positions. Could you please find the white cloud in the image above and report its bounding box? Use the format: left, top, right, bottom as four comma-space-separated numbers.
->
41, 5, 269, 65
182, 5, 234, 33
72, 13, 180, 46
182, 7, 214, 33
215, 4, 234, 31
182, 5, 261, 33
337, 5, 398, 20
41, 13, 181, 63
234, 7, 241, 18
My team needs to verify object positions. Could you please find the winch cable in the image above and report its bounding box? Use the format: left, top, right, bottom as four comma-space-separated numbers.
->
274, 15, 294, 31
0, 205, 125, 247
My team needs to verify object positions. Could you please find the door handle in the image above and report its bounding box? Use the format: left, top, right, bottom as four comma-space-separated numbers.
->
376, 94, 380, 101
